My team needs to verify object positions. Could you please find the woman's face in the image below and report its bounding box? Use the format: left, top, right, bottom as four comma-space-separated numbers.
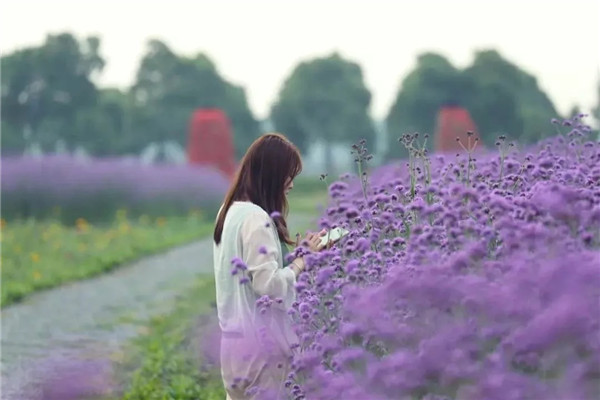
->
284, 177, 294, 196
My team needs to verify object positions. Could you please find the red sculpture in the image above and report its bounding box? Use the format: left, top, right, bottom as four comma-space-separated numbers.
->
434, 106, 482, 153
187, 108, 236, 179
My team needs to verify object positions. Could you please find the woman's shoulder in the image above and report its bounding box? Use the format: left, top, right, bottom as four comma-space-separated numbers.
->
230, 202, 269, 221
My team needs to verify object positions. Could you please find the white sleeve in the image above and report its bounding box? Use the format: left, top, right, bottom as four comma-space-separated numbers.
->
241, 211, 296, 308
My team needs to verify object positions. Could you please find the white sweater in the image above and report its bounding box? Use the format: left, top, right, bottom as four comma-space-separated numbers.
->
213, 201, 298, 354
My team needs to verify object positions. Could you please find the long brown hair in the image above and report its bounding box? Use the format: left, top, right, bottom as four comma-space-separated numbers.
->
213, 133, 302, 245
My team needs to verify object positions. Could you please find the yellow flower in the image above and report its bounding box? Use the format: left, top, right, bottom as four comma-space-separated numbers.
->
156, 217, 166, 227
33, 270, 42, 280
0, 219, 6, 229
76, 218, 90, 233
30, 252, 40, 262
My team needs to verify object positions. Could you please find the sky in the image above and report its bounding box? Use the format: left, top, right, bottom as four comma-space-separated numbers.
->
1, 0, 599, 121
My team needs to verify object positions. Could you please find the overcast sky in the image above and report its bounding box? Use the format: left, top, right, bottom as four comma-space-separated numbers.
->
2, 0, 599, 120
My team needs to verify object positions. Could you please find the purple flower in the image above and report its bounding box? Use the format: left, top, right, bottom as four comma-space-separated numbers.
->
1, 155, 228, 223
266, 123, 600, 399
316, 267, 335, 286
356, 238, 370, 253
231, 257, 247, 271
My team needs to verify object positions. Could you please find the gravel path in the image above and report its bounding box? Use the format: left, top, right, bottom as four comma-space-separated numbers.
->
0, 214, 314, 400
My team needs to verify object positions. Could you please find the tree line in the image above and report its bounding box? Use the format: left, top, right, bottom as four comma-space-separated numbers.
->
2, 32, 597, 163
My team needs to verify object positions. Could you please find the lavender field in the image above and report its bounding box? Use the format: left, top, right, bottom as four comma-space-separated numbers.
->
1, 156, 229, 224
224, 116, 600, 399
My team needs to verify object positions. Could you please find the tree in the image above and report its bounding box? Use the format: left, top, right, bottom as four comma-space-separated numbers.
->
129, 40, 259, 159
463, 50, 558, 145
1, 33, 104, 154
71, 88, 132, 155
385, 53, 470, 159
568, 105, 582, 120
270, 52, 376, 174
385, 50, 560, 160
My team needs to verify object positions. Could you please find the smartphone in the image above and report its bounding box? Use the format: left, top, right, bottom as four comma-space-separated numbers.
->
320, 227, 350, 247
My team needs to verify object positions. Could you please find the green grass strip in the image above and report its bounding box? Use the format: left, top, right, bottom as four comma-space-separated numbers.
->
1, 214, 213, 307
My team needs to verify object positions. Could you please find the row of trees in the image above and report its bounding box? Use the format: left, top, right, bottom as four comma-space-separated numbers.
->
386, 52, 563, 158
2, 32, 597, 163
1, 34, 258, 158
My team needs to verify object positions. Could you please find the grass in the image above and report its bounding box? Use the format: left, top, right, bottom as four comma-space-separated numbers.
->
0, 211, 213, 307
288, 177, 329, 215
288, 190, 329, 215
111, 276, 225, 400
291, 175, 329, 194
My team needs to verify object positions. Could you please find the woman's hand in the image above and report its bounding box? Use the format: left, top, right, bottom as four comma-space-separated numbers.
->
301, 229, 328, 252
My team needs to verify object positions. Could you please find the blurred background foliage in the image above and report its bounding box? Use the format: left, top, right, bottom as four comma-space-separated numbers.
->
3, 32, 597, 165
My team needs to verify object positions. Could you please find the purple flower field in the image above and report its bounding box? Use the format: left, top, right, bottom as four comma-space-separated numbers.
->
247, 116, 600, 399
1, 155, 229, 223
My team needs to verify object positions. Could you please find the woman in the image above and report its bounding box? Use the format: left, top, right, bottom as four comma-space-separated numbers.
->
213, 133, 324, 399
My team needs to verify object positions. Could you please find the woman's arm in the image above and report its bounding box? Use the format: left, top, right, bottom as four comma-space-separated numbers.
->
241, 212, 299, 307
